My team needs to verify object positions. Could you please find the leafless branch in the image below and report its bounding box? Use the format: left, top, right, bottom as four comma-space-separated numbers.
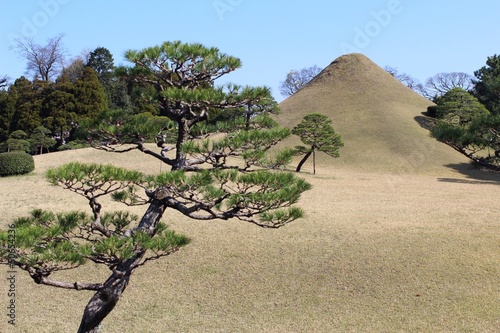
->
12, 33, 66, 81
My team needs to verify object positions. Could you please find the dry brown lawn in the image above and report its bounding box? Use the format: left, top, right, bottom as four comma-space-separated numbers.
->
1, 147, 499, 333
1, 53, 499, 332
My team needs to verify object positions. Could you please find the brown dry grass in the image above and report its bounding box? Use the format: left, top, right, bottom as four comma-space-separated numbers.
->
1, 54, 499, 332
1, 147, 499, 333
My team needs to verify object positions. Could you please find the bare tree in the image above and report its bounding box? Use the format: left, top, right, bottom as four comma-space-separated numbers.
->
424, 72, 474, 98
279, 65, 322, 97
384, 66, 421, 88
384, 66, 430, 98
13, 34, 66, 81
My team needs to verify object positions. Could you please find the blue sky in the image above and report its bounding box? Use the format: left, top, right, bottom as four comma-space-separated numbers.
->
1, 0, 499, 102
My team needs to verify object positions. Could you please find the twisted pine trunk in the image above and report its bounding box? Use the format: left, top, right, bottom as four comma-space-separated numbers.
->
77, 198, 167, 333
295, 149, 312, 173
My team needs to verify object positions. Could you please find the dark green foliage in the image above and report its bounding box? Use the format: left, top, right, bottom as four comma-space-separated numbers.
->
30, 126, 56, 154
292, 113, 344, 174
434, 88, 490, 125
426, 105, 438, 118
0, 68, 109, 147
473, 54, 500, 114
0, 90, 12, 142
8, 77, 44, 134
41, 83, 77, 142
45, 162, 145, 197
87, 47, 114, 78
97, 41, 281, 172
0, 151, 35, 177
5, 130, 30, 152
56, 140, 88, 151
72, 67, 108, 120
431, 92, 500, 171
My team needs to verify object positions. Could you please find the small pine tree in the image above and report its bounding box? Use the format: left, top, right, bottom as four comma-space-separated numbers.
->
30, 126, 56, 154
292, 113, 343, 175
6, 130, 30, 152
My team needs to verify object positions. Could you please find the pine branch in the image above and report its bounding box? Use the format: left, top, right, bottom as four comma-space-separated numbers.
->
37, 276, 102, 291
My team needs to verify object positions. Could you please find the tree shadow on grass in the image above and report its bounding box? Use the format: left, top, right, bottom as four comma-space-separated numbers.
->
414, 115, 435, 131
439, 163, 500, 185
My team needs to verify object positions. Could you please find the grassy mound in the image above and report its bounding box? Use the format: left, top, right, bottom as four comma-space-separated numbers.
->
277, 53, 471, 175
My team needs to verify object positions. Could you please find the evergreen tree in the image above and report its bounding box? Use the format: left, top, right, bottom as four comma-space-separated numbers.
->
107, 40, 281, 171
73, 67, 108, 121
30, 125, 56, 154
0, 89, 13, 142
8, 77, 43, 134
41, 81, 77, 144
473, 54, 500, 115
431, 88, 499, 171
87, 47, 114, 80
0, 41, 311, 333
292, 113, 343, 174
434, 88, 490, 126
87, 47, 131, 109
5, 130, 30, 152
59, 58, 86, 83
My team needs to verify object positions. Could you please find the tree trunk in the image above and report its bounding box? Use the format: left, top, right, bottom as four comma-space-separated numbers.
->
312, 148, 316, 175
76, 198, 167, 333
295, 149, 313, 173
173, 119, 190, 170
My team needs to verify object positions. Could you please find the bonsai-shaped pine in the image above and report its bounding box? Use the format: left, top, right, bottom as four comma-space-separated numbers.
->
0, 41, 311, 333
292, 113, 343, 175
430, 87, 500, 172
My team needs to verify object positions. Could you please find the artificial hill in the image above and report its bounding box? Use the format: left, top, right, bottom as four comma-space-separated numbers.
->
276, 53, 471, 175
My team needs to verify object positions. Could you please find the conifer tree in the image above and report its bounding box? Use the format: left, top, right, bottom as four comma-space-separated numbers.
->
73, 67, 108, 121
0, 41, 311, 333
30, 125, 56, 154
431, 89, 499, 171
8, 77, 44, 134
5, 130, 30, 152
292, 113, 343, 174
473, 54, 500, 115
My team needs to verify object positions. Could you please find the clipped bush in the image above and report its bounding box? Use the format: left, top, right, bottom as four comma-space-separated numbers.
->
0, 151, 35, 177
57, 141, 88, 151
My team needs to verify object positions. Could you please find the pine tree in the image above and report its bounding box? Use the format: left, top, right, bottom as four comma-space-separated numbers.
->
431, 88, 499, 171
434, 88, 490, 126
292, 113, 343, 174
30, 125, 56, 154
473, 54, 500, 115
0, 41, 311, 333
5, 130, 30, 152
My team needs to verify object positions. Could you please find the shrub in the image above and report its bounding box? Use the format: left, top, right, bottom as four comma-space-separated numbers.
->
57, 141, 89, 151
0, 151, 35, 177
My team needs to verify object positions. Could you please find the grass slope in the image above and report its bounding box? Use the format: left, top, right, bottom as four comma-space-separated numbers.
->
277, 53, 471, 175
